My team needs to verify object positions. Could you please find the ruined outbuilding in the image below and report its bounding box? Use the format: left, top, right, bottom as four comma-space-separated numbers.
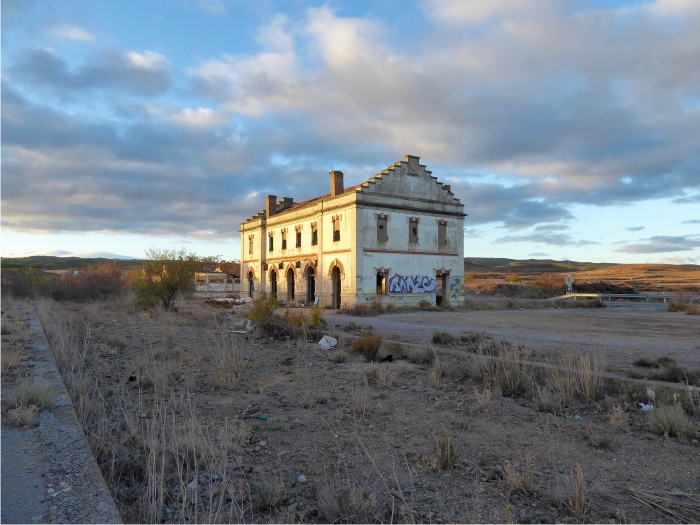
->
239, 155, 466, 308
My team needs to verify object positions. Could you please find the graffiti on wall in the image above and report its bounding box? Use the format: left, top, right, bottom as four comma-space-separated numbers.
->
449, 276, 464, 300
356, 275, 376, 294
388, 274, 436, 293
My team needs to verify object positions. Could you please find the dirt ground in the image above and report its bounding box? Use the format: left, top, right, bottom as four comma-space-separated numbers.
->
30, 297, 700, 524
330, 304, 700, 378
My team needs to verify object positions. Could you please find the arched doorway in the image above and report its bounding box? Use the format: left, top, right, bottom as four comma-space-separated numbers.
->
286, 268, 295, 301
331, 266, 341, 309
306, 267, 316, 304
269, 269, 277, 298
247, 270, 254, 298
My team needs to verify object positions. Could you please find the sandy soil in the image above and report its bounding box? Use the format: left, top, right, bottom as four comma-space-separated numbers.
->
30, 298, 700, 524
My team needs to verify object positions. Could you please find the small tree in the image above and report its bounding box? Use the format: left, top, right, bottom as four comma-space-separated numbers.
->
131, 247, 198, 309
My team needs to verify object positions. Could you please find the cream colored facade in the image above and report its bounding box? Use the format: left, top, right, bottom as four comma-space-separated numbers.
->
239, 155, 466, 308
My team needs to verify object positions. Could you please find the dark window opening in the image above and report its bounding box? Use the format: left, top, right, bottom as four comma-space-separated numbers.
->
333, 220, 341, 242
409, 219, 419, 243
269, 236, 274, 252
248, 236, 254, 255
376, 273, 386, 295
311, 229, 318, 246
377, 217, 388, 242
281, 232, 287, 250
438, 223, 447, 245
296, 231, 302, 248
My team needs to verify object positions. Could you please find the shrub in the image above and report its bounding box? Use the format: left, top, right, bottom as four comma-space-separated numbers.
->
532, 274, 565, 297
668, 291, 687, 312
506, 273, 522, 283
532, 386, 561, 415
131, 247, 198, 309
7, 382, 56, 412
408, 346, 431, 364
248, 292, 280, 324
647, 403, 699, 439
318, 483, 370, 524
352, 334, 382, 362
432, 330, 455, 345
251, 476, 286, 510
610, 405, 629, 431
310, 303, 325, 326
502, 454, 535, 494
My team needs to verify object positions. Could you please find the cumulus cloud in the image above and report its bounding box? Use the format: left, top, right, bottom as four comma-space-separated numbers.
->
50, 24, 95, 42
9, 48, 172, 95
617, 235, 700, 254
3, 1, 700, 244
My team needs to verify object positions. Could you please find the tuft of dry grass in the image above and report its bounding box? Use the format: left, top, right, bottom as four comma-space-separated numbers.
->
317, 479, 372, 523
472, 386, 493, 411
7, 382, 56, 411
7, 405, 39, 427
352, 334, 383, 362
329, 349, 348, 363
364, 363, 397, 388
610, 405, 629, 431
668, 291, 687, 312
502, 454, 535, 494
548, 350, 606, 405
407, 346, 431, 364
532, 385, 561, 415
352, 384, 370, 422
433, 431, 457, 471
1, 348, 25, 375
429, 354, 442, 389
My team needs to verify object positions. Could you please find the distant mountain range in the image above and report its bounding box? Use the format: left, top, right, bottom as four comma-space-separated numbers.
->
1, 255, 145, 270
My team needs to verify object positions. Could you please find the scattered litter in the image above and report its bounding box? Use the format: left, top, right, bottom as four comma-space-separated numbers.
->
317, 335, 337, 349
279, 300, 305, 308
566, 414, 583, 420
256, 415, 269, 421
638, 403, 654, 412
297, 474, 307, 484
202, 296, 253, 308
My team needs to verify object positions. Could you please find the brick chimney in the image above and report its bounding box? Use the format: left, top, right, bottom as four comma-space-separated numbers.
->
329, 170, 344, 197
266, 195, 277, 217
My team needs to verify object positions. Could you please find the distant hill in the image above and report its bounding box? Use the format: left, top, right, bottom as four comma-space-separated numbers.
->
1, 256, 145, 271
464, 257, 615, 274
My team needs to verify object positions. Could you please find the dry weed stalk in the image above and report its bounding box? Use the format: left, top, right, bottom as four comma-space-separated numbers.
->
502, 454, 535, 494
472, 386, 493, 411
429, 354, 443, 389
565, 464, 587, 520
610, 405, 629, 431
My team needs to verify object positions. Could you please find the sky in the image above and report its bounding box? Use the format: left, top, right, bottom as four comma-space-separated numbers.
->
2, 0, 699, 263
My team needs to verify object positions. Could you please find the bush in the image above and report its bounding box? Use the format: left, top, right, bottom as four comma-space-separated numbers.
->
352, 334, 382, 362
668, 291, 687, 312
432, 330, 455, 345
647, 403, 699, 439
248, 292, 280, 324
310, 303, 325, 327
7, 382, 56, 412
506, 273, 522, 283
408, 346, 431, 364
131, 247, 198, 309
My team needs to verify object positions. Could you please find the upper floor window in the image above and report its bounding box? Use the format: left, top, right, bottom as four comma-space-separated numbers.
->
409, 218, 419, 243
377, 215, 388, 242
333, 218, 341, 242
269, 234, 274, 252
296, 230, 302, 248
311, 225, 318, 246
248, 235, 254, 255
438, 221, 447, 245
281, 230, 287, 250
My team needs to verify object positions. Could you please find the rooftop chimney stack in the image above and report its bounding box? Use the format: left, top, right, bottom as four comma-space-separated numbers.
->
329, 170, 344, 197
266, 195, 277, 217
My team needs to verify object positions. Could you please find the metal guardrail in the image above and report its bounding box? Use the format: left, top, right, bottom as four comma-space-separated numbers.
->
551, 292, 700, 304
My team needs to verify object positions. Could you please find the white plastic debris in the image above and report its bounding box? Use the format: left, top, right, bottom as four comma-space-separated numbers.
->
246, 320, 253, 332
638, 402, 654, 412
317, 335, 337, 349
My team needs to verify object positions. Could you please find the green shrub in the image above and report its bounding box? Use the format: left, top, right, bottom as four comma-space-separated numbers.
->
647, 404, 699, 439
131, 247, 198, 309
247, 292, 280, 324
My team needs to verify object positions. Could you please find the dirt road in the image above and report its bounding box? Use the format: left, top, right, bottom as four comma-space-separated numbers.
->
329, 305, 700, 374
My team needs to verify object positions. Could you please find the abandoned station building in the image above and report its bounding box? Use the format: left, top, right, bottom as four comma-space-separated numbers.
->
239, 155, 466, 308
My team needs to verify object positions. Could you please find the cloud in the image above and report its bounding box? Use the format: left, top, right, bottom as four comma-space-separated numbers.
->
682, 219, 700, 224
50, 24, 95, 42
495, 232, 597, 246
528, 252, 549, 257
617, 235, 700, 254
626, 226, 645, 231
9, 48, 172, 95
3, 2, 700, 244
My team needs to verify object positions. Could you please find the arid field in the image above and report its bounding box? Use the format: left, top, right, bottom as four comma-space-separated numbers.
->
3, 294, 699, 524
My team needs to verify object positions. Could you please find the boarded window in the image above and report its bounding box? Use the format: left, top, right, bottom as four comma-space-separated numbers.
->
377, 216, 388, 242
269, 235, 274, 252
282, 231, 287, 250
296, 231, 302, 248
409, 218, 419, 243
333, 219, 341, 242
311, 228, 318, 246
438, 222, 447, 245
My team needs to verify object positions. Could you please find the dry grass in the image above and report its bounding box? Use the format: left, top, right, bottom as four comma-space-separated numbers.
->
433, 431, 457, 471
502, 454, 535, 494
472, 386, 493, 411
532, 385, 561, 415
548, 350, 606, 405
429, 354, 442, 389
352, 384, 370, 422
7, 405, 38, 426
407, 346, 431, 364
364, 363, 396, 388
1, 348, 25, 375
565, 464, 587, 520
7, 382, 56, 411
610, 405, 630, 431
352, 334, 383, 362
